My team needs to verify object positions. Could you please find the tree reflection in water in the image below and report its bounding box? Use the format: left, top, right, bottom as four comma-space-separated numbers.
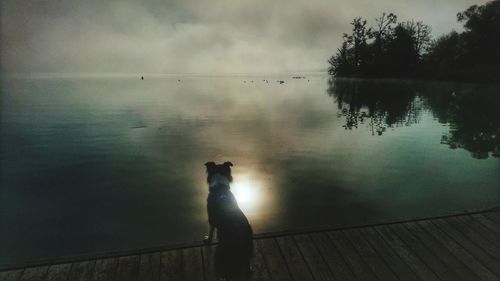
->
327, 78, 500, 159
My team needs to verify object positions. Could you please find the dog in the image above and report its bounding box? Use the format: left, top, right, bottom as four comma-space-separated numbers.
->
204, 161, 253, 278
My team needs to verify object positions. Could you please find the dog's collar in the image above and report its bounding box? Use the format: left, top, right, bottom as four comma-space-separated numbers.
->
209, 174, 230, 188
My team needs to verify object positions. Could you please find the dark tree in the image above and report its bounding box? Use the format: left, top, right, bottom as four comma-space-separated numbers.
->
370, 13, 397, 76
329, 13, 428, 79
329, 17, 373, 77
328, 41, 353, 76
422, 0, 500, 81
349, 18, 373, 69
401, 20, 431, 58
329, 0, 500, 82
386, 24, 419, 76
421, 32, 464, 80
374, 13, 398, 42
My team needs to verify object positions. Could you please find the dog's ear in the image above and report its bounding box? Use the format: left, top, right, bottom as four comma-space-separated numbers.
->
205, 161, 216, 172
223, 161, 233, 167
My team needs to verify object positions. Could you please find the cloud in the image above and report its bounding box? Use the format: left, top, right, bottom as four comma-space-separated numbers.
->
0, 0, 490, 74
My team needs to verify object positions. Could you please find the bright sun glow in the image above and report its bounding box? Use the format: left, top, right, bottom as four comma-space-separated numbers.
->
231, 178, 260, 212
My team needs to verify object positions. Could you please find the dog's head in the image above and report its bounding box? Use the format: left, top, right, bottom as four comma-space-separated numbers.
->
205, 161, 233, 186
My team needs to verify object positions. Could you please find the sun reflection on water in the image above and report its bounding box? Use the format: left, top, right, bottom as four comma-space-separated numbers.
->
231, 175, 262, 214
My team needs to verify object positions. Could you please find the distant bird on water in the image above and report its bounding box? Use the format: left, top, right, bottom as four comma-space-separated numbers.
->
141, 76, 144, 80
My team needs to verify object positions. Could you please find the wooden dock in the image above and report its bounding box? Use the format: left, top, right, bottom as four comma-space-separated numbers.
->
2, 209, 500, 281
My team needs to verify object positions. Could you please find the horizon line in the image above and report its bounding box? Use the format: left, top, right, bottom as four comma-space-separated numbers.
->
2, 70, 328, 79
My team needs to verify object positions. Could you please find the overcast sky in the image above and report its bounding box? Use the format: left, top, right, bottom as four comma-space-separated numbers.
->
1, 0, 489, 74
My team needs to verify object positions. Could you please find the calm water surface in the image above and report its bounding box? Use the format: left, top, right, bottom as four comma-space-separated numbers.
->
1, 74, 499, 265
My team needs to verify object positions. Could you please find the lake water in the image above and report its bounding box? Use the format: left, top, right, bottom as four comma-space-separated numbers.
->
1, 74, 499, 265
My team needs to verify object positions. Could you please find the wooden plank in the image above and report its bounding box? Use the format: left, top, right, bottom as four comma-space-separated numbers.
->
206, 242, 253, 280
45, 264, 72, 281
250, 241, 272, 281
358, 228, 419, 281
388, 224, 459, 281
375, 225, 439, 281
328, 230, 378, 281
343, 229, 398, 281
138, 253, 160, 281
404, 222, 479, 281
431, 219, 500, 277
484, 212, 500, 225
294, 234, 335, 281
419, 220, 498, 281
257, 239, 292, 281
202, 245, 217, 281
91, 258, 118, 281
181, 248, 203, 281
115, 255, 140, 281
276, 236, 314, 281
19, 267, 48, 281
446, 217, 500, 260
473, 214, 500, 235
456, 215, 500, 250
67, 261, 95, 281
0, 270, 24, 281
160, 250, 182, 281
310, 232, 356, 281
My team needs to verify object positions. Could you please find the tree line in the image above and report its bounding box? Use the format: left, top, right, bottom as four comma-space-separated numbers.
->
328, 0, 500, 82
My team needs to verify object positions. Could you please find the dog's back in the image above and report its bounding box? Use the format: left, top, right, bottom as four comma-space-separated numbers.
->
205, 162, 253, 255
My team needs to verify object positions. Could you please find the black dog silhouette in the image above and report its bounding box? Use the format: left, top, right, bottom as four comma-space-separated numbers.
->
204, 161, 253, 279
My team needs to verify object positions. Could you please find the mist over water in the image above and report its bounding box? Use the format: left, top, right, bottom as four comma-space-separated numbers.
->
1, 74, 499, 265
